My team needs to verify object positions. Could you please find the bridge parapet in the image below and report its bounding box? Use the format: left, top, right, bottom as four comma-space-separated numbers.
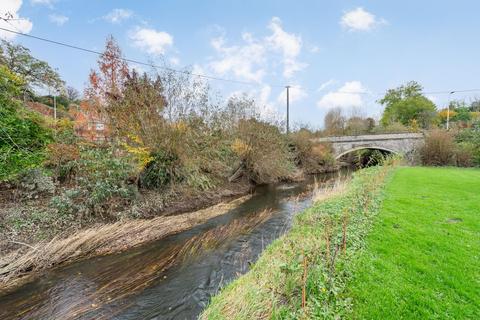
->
312, 133, 424, 159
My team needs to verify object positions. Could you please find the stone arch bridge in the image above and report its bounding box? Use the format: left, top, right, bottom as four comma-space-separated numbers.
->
313, 133, 424, 159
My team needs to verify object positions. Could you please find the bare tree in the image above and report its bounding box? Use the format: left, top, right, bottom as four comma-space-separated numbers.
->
66, 86, 80, 102
324, 107, 346, 136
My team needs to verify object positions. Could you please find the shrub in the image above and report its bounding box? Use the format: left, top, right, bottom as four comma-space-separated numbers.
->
51, 146, 137, 220
290, 130, 335, 173
455, 129, 480, 166
0, 66, 52, 180
420, 130, 456, 166
139, 151, 180, 189
233, 119, 294, 184
45, 143, 80, 182
16, 168, 55, 198
372, 121, 410, 134
454, 143, 474, 167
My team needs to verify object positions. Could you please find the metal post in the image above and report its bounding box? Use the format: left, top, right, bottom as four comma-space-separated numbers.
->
286, 85, 290, 134
53, 94, 57, 120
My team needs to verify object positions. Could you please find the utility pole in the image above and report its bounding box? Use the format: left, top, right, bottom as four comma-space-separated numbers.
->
447, 91, 455, 130
53, 93, 57, 121
286, 85, 290, 134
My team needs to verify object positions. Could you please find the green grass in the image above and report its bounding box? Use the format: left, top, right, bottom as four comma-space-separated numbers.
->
202, 164, 395, 319
348, 167, 480, 319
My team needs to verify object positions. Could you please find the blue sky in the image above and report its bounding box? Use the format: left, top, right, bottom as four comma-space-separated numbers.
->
2, 0, 480, 127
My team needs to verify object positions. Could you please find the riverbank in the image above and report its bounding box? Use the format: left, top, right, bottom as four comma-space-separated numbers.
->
202, 163, 395, 319
0, 190, 253, 293
0, 170, 345, 319
347, 167, 480, 319
0, 178, 252, 254
202, 166, 480, 319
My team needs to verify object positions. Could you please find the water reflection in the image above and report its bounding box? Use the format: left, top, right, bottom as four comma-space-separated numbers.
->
0, 170, 350, 320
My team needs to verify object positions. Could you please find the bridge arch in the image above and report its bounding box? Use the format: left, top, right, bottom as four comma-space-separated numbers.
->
312, 133, 424, 160
335, 146, 396, 160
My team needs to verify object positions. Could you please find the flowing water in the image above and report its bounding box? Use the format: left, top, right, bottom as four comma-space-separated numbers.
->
0, 170, 350, 320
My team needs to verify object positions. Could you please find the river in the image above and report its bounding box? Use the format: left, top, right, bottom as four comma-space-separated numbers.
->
0, 170, 350, 320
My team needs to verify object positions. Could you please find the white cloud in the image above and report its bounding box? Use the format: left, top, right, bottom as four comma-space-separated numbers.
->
340, 8, 386, 32
209, 33, 267, 82
207, 17, 306, 83
129, 27, 173, 55
103, 8, 132, 24
169, 57, 180, 66
277, 85, 308, 105
317, 81, 367, 109
257, 85, 281, 120
267, 17, 306, 78
308, 45, 321, 53
0, 0, 33, 40
192, 64, 206, 76
317, 79, 337, 92
48, 13, 68, 26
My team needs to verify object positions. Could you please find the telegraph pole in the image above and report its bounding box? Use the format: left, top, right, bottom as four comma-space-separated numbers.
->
286, 85, 290, 134
53, 94, 57, 121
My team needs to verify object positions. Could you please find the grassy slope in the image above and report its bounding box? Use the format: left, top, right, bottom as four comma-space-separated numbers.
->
202, 165, 394, 319
349, 167, 480, 319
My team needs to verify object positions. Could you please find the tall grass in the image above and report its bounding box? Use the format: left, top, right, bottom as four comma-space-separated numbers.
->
0, 195, 251, 292
201, 163, 396, 319
1, 207, 274, 319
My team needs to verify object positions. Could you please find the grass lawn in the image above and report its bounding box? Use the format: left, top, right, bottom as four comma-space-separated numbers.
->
348, 167, 480, 319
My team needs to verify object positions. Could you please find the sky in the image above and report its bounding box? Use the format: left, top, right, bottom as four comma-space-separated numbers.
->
2, 0, 480, 128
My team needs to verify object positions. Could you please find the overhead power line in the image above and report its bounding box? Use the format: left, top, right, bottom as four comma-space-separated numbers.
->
1, 25, 480, 98
0, 26, 287, 88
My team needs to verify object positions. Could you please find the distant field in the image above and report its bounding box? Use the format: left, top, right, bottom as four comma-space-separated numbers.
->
348, 167, 480, 319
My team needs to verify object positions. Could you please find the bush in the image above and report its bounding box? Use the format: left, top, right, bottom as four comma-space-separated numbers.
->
45, 143, 80, 182
16, 168, 55, 198
0, 66, 52, 180
139, 151, 180, 189
233, 119, 294, 184
372, 122, 410, 134
455, 129, 480, 166
51, 145, 137, 220
454, 143, 474, 167
289, 130, 335, 173
420, 130, 456, 166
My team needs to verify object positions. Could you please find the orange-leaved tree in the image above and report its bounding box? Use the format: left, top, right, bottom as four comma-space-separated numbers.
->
85, 35, 129, 115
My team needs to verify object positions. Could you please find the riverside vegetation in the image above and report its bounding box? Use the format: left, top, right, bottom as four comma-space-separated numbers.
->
202, 165, 480, 319
202, 160, 397, 319
0, 37, 335, 288
2, 34, 480, 305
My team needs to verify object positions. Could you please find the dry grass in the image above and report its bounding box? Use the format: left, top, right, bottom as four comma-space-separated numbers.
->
0, 195, 252, 293
1, 208, 273, 320
312, 177, 349, 203
201, 165, 394, 319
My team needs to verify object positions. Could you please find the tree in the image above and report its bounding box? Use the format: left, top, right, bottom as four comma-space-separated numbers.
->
0, 65, 52, 179
469, 98, 480, 112
85, 35, 129, 107
380, 81, 437, 129
107, 70, 166, 150
0, 40, 64, 93
66, 86, 80, 102
345, 116, 369, 135
324, 107, 345, 135
452, 106, 472, 123
344, 108, 374, 135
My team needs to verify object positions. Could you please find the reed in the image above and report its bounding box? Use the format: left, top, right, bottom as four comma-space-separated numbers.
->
0, 195, 251, 292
